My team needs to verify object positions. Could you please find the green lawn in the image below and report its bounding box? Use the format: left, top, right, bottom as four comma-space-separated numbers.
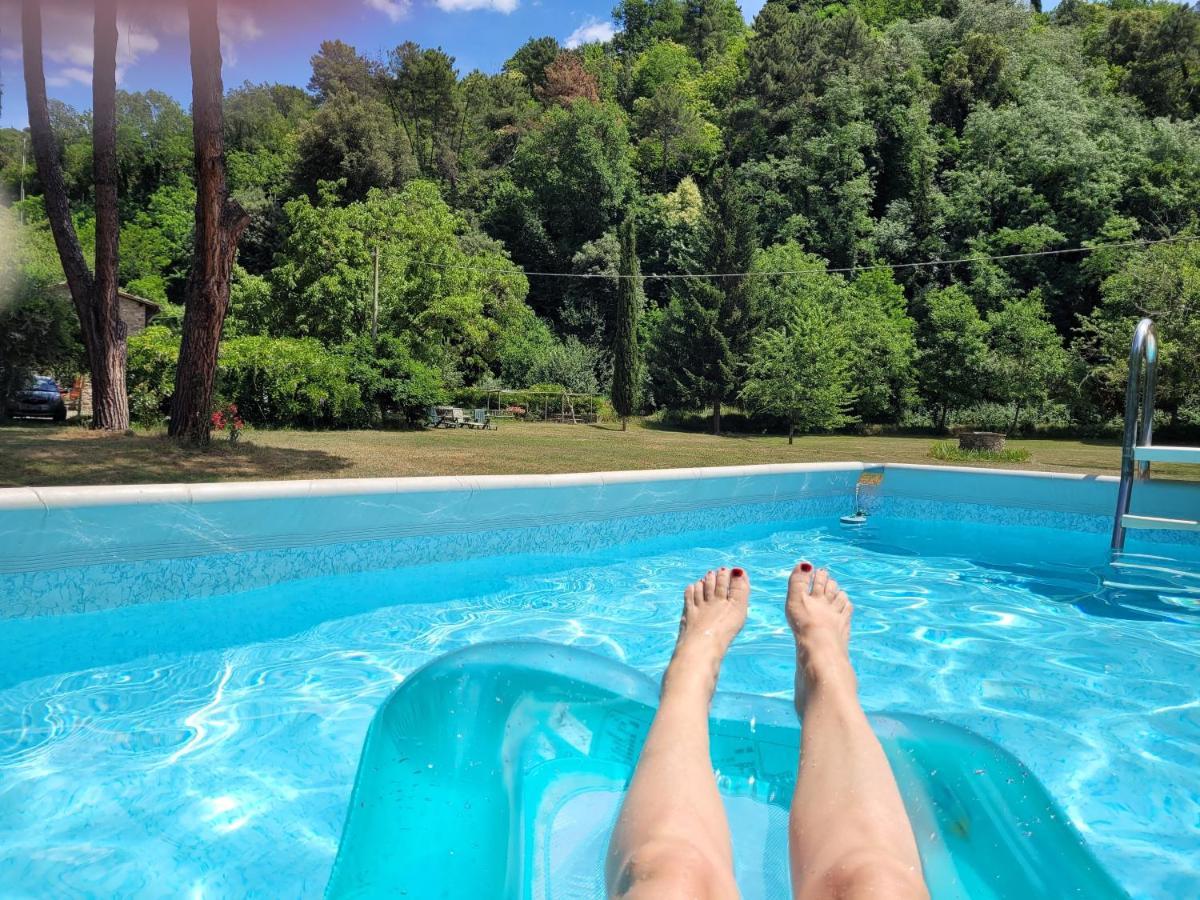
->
3, 419, 1196, 488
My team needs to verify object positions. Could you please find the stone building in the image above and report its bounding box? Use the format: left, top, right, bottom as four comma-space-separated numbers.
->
52, 284, 160, 417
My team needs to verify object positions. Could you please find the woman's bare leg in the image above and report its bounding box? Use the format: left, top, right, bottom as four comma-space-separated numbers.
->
605, 566, 750, 900
786, 563, 929, 900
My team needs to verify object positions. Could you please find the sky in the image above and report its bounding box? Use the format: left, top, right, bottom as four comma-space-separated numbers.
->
0, 0, 769, 128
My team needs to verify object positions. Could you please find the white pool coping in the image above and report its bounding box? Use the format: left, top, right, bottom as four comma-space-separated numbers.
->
0, 462, 867, 511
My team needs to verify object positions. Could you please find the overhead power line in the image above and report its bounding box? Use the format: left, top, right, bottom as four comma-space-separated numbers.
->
407, 234, 1200, 281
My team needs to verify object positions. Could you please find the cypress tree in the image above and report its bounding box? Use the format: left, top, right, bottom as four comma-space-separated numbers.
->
612, 217, 643, 431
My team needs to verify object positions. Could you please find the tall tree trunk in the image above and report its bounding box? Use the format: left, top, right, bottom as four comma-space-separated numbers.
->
91, 0, 129, 431
1010, 401, 1022, 435
168, 0, 250, 444
788, 420, 794, 445
711, 397, 721, 435
21, 0, 128, 431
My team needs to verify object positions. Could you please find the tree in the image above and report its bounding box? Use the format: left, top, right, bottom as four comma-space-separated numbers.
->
741, 309, 856, 443
682, 0, 745, 64
916, 285, 989, 432
308, 40, 380, 102
536, 53, 600, 106
748, 243, 917, 424
507, 99, 635, 275
293, 93, 412, 202
633, 81, 720, 190
702, 169, 757, 433
168, 0, 251, 443
1074, 236, 1200, 427
21, 0, 129, 430
985, 293, 1067, 433
272, 182, 531, 381
843, 269, 917, 424
382, 43, 460, 182
615, 0, 686, 57
504, 37, 561, 93
612, 217, 643, 430
647, 281, 730, 420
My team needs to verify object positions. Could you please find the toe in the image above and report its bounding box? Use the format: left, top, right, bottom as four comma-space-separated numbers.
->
789, 561, 814, 592
823, 575, 841, 601
834, 589, 849, 612
703, 569, 717, 603
812, 568, 829, 598
691, 579, 704, 606
684, 582, 696, 609
716, 567, 732, 600
729, 567, 750, 603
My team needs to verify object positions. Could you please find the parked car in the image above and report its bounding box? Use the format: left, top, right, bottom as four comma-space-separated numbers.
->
5, 375, 67, 422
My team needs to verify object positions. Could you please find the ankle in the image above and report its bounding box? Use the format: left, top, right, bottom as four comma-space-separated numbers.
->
664, 642, 724, 695
796, 641, 856, 695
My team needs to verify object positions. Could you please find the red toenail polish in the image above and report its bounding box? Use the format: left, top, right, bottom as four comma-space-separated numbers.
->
731, 567, 745, 578
800, 562, 813, 573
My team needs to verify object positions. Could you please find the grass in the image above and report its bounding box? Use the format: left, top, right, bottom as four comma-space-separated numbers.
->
3, 417, 1198, 488
930, 440, 1032, 463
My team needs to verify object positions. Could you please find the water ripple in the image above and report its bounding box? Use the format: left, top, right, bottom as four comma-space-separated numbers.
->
0, 517, 1197, 897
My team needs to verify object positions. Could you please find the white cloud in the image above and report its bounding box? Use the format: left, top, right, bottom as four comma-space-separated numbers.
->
116, 24, 160, 83
49, 66, 93, 87
564, 17, 615, 49
364, 0, 413, 22
218, 5, 264, 67
434, 0, 519, 12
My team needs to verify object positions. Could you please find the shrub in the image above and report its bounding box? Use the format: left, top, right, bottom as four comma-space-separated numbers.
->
128, 330, 366, 428
218, 336, 363, 426
126, 326, 180, 426
337, 335, 447, 426
930, 441, 1031, 463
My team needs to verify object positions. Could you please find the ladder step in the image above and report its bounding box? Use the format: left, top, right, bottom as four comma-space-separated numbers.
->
1121, 514, 1200, 531
1133, 445, 1200, 464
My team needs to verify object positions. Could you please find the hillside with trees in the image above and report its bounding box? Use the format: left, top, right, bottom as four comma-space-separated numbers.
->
2, 0, 1198, 436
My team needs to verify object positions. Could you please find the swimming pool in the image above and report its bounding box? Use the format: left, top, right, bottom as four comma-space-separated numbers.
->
0, 464, 1197, 897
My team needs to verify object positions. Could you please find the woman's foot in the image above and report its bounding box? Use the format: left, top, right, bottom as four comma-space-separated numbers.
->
665, 567, 750, 695
785, 562, 856, 709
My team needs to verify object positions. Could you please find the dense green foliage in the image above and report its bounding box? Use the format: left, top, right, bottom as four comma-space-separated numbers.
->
612, 218, 643, 427
4, 0, 1199, 435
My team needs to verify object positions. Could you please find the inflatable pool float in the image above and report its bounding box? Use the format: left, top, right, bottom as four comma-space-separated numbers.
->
326, 642, 1125, 899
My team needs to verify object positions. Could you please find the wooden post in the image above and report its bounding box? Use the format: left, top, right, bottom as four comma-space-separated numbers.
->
372, 244, 380, 341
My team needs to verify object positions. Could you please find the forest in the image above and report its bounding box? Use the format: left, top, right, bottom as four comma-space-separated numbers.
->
1, 0, 1199, 438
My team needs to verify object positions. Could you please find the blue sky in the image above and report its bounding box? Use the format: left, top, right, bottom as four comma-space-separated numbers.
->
0, 0, 769, 128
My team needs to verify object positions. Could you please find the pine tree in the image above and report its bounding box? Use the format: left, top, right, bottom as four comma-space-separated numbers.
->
612, 217, 643, 431
705, 168, 757, 433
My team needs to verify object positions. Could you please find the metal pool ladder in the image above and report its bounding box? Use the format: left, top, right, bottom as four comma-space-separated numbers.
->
1111, 318, 1200, 550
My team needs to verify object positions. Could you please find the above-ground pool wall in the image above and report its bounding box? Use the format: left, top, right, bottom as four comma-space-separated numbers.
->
3, 462, 1196, 619
0, 464, 862, 618
874, 464, 1200, 534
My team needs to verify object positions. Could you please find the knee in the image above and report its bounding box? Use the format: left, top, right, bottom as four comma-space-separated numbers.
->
610, 838, 732, 899
819, 852, 928, 900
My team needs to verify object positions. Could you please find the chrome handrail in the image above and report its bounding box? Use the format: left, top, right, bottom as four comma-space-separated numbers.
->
1111, 318, 1158, 551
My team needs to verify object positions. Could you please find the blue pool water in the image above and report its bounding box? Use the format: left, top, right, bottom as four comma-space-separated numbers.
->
0, 512, 1197, 897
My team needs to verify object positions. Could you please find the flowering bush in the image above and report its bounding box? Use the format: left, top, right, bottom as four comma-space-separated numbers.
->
210, 403, 245, 444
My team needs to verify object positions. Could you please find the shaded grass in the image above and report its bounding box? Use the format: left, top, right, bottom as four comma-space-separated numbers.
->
2, 418, 1197, 488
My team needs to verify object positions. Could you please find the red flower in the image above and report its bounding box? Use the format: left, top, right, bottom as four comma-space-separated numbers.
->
211, 411, 225, 429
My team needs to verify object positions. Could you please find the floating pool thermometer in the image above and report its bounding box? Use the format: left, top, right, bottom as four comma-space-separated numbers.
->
841, 472, 882, 526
